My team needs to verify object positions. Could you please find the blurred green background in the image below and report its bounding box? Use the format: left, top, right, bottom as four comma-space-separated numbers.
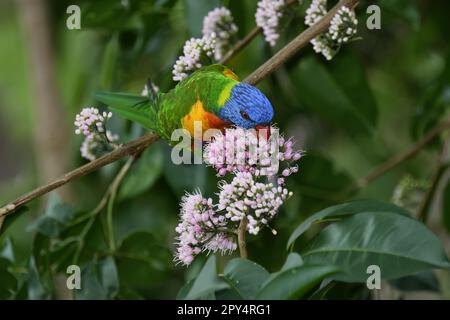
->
0, 0, 449, 299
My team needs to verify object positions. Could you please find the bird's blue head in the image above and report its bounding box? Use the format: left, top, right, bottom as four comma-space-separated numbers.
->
218, 83, 274, 129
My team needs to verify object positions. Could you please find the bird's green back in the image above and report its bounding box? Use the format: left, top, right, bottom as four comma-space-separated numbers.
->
156, 64, 239, 140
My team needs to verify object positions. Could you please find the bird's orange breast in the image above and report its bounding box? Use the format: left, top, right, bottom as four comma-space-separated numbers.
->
181, 99, 229, 138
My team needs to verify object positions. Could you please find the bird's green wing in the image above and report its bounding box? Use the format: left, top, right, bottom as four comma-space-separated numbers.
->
94, 64, 238, 140
95, 91, 159, 131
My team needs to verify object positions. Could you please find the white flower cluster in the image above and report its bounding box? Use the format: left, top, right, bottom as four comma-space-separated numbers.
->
305, 1, 358, 60
218, 172, 292, 235
202, 7, 238, 61
304, 0, 327, 26
172, 35, 216, 82
255, 0, 285, 47
74, 107, 112, 140
74, 107, 119, 161
175, 192, 237, 266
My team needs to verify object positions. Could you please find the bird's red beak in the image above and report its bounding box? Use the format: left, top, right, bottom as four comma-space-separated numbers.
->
255, 124, 271, 140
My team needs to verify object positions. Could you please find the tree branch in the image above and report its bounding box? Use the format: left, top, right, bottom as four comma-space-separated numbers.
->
0, 133, 158, 218
416, 131, 450, 222
0, 0, 358, 218
219, 0, 299, 65
341, 120, 450, 198
245, 0, 358, 85
220, 26, 261, 65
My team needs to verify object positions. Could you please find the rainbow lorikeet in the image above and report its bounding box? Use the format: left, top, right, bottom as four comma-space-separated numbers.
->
95, 64, 274, 142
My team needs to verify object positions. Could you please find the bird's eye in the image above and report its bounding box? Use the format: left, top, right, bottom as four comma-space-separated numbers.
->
240, 110, 250, 120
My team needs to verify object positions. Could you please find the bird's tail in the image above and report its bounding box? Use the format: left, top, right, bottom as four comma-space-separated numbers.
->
95, 87, 161, 133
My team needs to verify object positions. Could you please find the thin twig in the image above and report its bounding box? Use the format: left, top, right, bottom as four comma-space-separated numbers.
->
220, 26, 261, 65
245, 0, 359, 84
0, 133, 159, 218
416, 131, 450, 222
238, 217, 248, 259
0, 0, 358, 217
340, 121, 450, 198
219, 0, 299, 65
106, 156, 135, 251
73, 155, 137, 262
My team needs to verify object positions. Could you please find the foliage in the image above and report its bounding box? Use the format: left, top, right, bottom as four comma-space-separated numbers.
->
0, 0, 450, 300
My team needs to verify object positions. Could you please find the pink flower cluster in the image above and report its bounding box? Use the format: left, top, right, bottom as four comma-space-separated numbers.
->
218, 172, 293, 235
175, 127, 303, 266
204, 127, 302, 178
74, 107, 112, 140
175, 192, 237, 266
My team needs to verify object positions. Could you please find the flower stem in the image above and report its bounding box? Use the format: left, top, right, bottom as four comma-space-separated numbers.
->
106, 156, 136, 251
238, 217, 248, 259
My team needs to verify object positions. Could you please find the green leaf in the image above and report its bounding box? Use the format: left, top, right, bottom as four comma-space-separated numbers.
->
99, 34, 119, 89
302, 211, 450, 282
95, 91, 154, 129
164, 158, 216, 198
221, 258, 270, 299
256, 264, 339, 300
442, 177, 450, 232
287, 200, 410, 249
27, 193, 75, 238
27, 233, 52, 299
27, 256, 50, 300
0, 237, 15, 263
0, 257, 17, 299
116, 232, 171, 292
118, 142, 164, 200
182, 255, 229, 300
292, 56, 374, 136
292, 153, 354, 213
76, 256, 119, 300
390, 270, 440, 292
265, 253, 304, 285
176, 278, 195, 300
329, 53, 378, 126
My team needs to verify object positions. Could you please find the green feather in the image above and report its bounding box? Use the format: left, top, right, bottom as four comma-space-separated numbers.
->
94, 64, 238, 140
94, 92, 157, 130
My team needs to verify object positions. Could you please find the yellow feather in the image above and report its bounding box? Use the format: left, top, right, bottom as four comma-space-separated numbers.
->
217, 82, 235, 107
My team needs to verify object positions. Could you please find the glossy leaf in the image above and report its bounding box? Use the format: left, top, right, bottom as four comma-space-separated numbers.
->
181, 255, 228, 300
287, 199, 410, 249
27, 193, 75, 238
76, 256, 119, 300
0, 257, 17, 299
265, 253, 304, 284
116, 232, 171, 292
256, 264, 339, 300
221, 258, 270, 299
302, 211, 450, 282
292, 57, 374, 136
118, 142, 164, 200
